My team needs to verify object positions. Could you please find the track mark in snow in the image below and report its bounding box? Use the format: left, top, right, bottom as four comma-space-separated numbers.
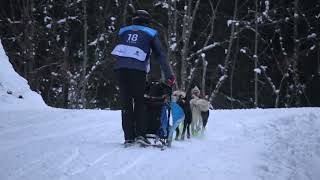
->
0, 112, 50, 136
1, 122, 110, 152
113, 155, 145, 176
10, 158, 44, 180
59, 148, 80, 169
112, 150, 153, 177
0, 124, 33, 136
8, 149, 67, 180
69, 146, 123, 176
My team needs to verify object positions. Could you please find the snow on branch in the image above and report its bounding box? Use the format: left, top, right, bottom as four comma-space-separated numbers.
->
227, 20, 240, 27
7, 18, 21, 24
154, 2, 169, 9
187, 41, 225, 61
307, 33, 317, 39
89, 39, 98, 46
254, 68, 261, 74
57, 18, 66, 24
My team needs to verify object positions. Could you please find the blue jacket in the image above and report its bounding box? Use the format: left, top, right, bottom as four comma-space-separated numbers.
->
112, 25, 172, 79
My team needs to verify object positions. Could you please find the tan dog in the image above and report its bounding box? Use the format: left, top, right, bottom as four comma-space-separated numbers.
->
190, 86, 211, 135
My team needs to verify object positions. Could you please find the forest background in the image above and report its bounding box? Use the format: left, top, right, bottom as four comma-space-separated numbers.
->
1, 0, 319, 109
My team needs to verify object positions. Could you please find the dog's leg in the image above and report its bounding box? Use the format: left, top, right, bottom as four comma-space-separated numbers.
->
187, 123, 191, 139
195, 110, 202, 133
201, 111, 209, 129
175, 127, 180, 140
199, 111, 209, 136
190, 104, 197, 135
181, 120, 187, 140
191, 110, 200, 135
191, 120, 197, 135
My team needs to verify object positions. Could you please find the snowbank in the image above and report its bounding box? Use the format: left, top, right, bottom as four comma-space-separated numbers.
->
0, 40, 47, 110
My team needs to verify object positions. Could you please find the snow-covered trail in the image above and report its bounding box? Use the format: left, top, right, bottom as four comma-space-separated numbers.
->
0, 108, 320, 180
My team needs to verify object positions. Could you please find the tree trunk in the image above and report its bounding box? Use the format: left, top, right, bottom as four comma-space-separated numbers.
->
230, 37, 239, 108
80, 0, 88, 108
292, 0, 301, 106
122, 0, 130, 26
61, 0, 71, 108
209, 0, 238, 102
185, 0, 220, 93
21, 0, 35, 88
254, 0, 259, 108
180, 0, 201, 91
167, 0, 178, 87
201, 55, 207, 97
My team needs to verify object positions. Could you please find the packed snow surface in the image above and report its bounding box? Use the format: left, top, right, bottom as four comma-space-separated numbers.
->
0, 108, 320, 180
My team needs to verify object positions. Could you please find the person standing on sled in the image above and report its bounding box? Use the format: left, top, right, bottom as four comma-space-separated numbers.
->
111, 9, 175, 146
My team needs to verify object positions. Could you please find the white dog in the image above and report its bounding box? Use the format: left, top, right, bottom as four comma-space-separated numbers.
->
189, 86, 211, 135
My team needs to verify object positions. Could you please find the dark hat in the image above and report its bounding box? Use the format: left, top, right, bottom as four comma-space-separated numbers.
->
132, 10, 151, 25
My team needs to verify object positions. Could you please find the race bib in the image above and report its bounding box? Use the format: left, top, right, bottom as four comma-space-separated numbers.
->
111, 44, 147, 61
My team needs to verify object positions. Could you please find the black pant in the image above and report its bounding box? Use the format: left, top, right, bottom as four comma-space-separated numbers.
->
115, 69, 146, 141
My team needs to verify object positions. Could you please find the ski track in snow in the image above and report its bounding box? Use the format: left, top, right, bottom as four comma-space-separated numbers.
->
67, 146, 123, 176
0, 108, 320, 180
8, 148, 69, 180
58, 147, 81, 173
0, 109, 118, 152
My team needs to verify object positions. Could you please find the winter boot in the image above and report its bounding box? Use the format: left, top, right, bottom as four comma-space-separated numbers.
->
124, 139, 135, 147
135, 136, 151, 146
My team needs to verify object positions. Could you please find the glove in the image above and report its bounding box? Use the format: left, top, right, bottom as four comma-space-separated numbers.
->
167, 75, 176, 86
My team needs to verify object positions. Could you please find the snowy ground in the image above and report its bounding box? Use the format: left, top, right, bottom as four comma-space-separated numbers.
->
0, 108, 320, 180
1, 41, 320, 180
